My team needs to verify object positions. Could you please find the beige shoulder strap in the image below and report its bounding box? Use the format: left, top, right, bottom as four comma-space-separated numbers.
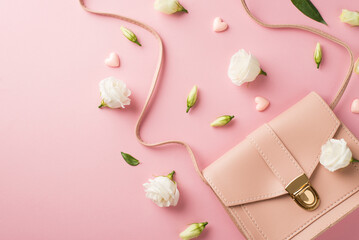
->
79, 0, 354, 184
240, 0, 354, 109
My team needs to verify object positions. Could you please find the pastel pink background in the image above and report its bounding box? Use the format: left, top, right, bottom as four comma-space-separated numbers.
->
1, 0, 359, 239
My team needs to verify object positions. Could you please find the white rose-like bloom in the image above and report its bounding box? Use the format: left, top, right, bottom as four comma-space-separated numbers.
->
99, 76, 131, 108
319, 139, 353, 172
228, 49, 266, 86
154, 0, 188, 14
143, 172, 179, 207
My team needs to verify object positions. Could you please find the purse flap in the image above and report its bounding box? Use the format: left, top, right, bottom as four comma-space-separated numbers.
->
203, 92, 341, 207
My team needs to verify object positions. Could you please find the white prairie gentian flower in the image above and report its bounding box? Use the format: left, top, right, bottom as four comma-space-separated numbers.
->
179, 222, 208, 240
314, 42, 322, 69
186, 85, 198, 113
154, 0, 188, 14
143, 171, 180, 207
340, 9, 359, 26
319, 139, 358, 172
210, 115, 234, 127
355, 58, 359, 75
228, 49, 266, 86
98, 76, 131, 108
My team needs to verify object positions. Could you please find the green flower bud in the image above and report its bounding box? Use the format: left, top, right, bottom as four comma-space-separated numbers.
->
314, 42, 322, 69
340, 9, 359, 26
355, 57, 359, 75
154, 0, 188, 14
210, 115, 234, 127
120, 26, 141, 46
186, 85, 198, 113
179, 222, 208, 240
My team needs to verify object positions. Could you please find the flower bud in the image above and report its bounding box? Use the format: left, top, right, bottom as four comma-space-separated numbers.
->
355, 57, 359, 75
210, 115, 234, 127
314, 42, 322, 69
179, 222, 208, 240
154, 0, 188, 14
120, 26, 141, 46
186, 85, 198, 113
340, 9, 359, 26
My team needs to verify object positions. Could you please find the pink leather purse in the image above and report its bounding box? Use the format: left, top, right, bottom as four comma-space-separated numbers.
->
80, 0, 358, 239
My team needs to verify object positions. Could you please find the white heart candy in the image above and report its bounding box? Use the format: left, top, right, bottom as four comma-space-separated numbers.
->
255, 96, 270, 112
105, 52, 120, 68
213, 17, 228, 32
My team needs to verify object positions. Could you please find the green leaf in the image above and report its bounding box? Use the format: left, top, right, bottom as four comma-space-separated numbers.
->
121, 152, 140, 166
291, 0, 327, 25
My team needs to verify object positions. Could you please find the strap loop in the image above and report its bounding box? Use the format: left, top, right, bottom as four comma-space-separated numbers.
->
79, 0, 354, 185
240, 0, 354, 109
79, 0, 208, 184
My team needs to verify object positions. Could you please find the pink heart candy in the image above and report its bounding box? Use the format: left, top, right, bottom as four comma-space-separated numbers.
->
213, 17, 228, 32
255, 96, 270, 112
351, 99, 359, 114
105, 52, 120, 68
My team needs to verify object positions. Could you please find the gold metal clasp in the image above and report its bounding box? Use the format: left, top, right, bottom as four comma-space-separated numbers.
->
285, 174, 320, 211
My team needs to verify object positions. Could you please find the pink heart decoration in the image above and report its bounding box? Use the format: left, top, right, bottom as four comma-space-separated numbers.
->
105, 52, 120, 68
255, 96, 270, 112
351, 99, 359, 114
213, 17, 228, 32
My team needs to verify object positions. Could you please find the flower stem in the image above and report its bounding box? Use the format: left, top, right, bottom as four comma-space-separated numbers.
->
186, 106, 191, 113
352, 158, 359, 163
176, 1, 188, 13
98, 103, 105, 108
201, 222, 208, 227
259, 69, 267, 76
135, 40, 142, 46
167, 170, 175, 180
180, 7, 188, 13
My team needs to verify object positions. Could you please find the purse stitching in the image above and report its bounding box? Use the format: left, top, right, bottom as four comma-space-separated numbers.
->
242, 205, 269, 240
343, 125, 359, 144
264, 124, 303, 176
308, 93, 340, 175
242, 185, 359, 240
248, 136, 286, 186
284, 185, 359, 240
243, 126, 359, 240
282, 126, 359, 239
342, 126, 359, 173
205, 93, 342, 205
229, 207, 255, 240
206, 125, 359, 240
204, 174, 286, 205
205, 93, 359, 239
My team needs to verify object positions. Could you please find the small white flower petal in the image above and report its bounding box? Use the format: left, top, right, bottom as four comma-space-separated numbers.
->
99, 77, 131, 109
228, 49, 263, 86
319, 138, 353, 172
143, 174, 180, 207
